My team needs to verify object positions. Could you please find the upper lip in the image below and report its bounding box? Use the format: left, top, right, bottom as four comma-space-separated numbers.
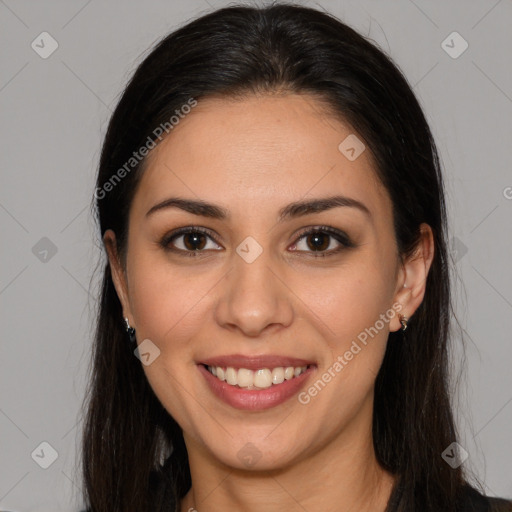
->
199, 354, 315, 370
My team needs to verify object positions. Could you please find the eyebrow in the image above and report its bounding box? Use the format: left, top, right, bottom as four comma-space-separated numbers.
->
145, 195, 371, 221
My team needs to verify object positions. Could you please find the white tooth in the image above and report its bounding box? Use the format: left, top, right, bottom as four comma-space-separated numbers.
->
272, 367, 285, 384
225, 367, 237, 385
210, 366, 217, 376
216, 367, 225, 381
301, 366, 307, 372
284, 366, 294, 380
254, 369, 272, 388
294, 366, 302, 377
237, 368, 254, 388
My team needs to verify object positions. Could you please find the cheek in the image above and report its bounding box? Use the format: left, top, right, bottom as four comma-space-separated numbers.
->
304, 260, 396, 398
126, 255, 212, 428
294, 274, 393, 430
307, 263, 396, 348
126, 246, 212, 345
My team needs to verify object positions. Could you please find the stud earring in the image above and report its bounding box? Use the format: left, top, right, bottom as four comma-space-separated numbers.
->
124, 317, 136, 343
399, 314, 408, 332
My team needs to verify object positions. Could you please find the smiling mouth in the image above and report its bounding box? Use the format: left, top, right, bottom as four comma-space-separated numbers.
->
203, 364, 311, 389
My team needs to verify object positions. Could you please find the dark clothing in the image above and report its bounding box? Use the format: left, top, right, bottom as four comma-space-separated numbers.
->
457, 486, 512, 511
80, 475, 512, 511
384, 481, 512, 512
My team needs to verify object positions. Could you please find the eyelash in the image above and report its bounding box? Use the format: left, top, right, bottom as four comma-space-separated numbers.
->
159, 225, 355, 258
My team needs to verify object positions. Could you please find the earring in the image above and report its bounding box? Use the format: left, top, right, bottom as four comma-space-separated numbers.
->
124, 317, 136, 343
399, 314, 408, 332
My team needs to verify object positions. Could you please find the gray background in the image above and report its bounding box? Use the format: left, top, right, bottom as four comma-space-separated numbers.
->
1, 0, 511, 510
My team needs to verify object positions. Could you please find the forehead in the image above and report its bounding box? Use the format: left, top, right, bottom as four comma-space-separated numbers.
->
132, 93, 391, 221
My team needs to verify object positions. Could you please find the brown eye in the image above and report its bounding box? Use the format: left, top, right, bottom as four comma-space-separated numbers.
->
290, 226, 355, 256
161, 227, 223, 255
305, 232, 330, 251
182, 232, 207, 251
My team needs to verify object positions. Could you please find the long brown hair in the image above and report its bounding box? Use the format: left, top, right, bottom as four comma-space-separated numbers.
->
83, 4, 472, 510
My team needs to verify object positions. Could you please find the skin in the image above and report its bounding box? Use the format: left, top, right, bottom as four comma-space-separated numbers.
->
104, 93, 434, 512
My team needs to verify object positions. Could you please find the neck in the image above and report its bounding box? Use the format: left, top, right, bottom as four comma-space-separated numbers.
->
180, 404, 396, 512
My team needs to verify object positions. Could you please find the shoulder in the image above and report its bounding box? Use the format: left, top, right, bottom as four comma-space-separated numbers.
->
459, 485, 512, 512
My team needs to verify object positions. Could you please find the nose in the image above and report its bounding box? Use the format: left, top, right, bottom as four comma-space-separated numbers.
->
214, 247, 294, 337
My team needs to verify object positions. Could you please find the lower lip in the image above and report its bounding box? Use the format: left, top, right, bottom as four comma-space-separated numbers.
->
198, 364, 315, 411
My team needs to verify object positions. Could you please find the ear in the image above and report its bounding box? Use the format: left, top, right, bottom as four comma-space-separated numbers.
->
103, 229, 134, 326
390, 223, 435, 332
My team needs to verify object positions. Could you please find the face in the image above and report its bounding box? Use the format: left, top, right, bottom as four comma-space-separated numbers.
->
106, 93, 430, 472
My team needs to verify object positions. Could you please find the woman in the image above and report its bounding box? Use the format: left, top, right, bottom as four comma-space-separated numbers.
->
81, 4, 511, 511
